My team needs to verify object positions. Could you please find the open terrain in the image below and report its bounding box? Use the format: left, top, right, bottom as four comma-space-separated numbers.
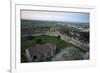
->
21, 20, 89, 63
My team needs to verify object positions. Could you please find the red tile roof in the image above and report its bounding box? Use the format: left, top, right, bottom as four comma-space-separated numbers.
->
27, 43, 56, 57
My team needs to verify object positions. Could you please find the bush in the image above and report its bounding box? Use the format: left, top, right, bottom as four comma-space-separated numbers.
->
57, 35, 61, 39
36, 38, 43, 44
27, 35, 35, 40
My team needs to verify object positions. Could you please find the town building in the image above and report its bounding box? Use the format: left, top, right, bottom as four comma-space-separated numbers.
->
25, 43, 56, 62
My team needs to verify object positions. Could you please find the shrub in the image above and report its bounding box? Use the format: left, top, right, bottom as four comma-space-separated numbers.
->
27, 35, 35, 40
36, 38, 43, 44
57, 35, 61, 39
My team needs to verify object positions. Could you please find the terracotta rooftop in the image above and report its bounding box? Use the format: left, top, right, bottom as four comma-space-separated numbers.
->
27, 43, 56, 57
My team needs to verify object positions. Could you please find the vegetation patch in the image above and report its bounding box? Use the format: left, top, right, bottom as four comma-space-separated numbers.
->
21, 35, 85, 62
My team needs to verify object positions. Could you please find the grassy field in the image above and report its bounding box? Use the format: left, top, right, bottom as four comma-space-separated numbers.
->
21, 35, 71, 52
21, 35, 72, 62
21, 35, 85, 62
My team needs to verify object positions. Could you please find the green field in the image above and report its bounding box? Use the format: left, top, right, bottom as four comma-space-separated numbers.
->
21, 35, 85, 62
21, 35, 71, 52
21, 35, 70, 62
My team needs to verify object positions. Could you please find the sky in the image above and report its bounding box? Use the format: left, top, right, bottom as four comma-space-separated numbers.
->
21, 10, 90, 23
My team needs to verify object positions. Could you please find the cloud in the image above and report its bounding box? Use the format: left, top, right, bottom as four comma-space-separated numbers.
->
21, 10, 89, 23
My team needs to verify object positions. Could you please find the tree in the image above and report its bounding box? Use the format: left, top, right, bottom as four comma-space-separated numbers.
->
36, 38, 43, 44
57, 35, 61, 39
27, 35, 35, 40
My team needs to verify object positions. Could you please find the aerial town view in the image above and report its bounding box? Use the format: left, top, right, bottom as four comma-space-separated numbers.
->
21, 10, 90, 63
